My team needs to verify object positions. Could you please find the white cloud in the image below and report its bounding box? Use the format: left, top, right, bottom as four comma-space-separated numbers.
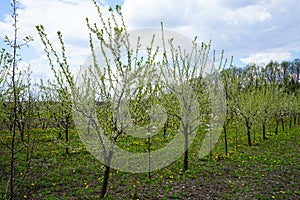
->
0, 0, 112, 81
240, 52, 292, 65
224, 5, 271, 25
122, 0, 300, 64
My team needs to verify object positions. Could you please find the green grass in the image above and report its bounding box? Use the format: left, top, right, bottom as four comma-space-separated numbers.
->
0, 122, 299, 199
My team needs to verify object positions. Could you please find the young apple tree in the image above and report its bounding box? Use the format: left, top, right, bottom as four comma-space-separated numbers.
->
231, 65, 260, 147
37, 1, 161, 198
36, 26, 74, 155
0, 0, 34, 199
159, 32, 226, 169
255, 83, 276, 140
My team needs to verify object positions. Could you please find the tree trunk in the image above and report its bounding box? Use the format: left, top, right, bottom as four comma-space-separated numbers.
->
21, 130, 24, 143
100, 165, 111, 199
281, 118, 285, 132
275, 120, 279, 135
235, 125, 238, 151
58, 131, 62, 139
148, 133, 151, 179
223, 123, 228, 156
253, 128, 256, 144
289, 117, 292, 129
262, 123, 266, 140
183, 132, 189, 172
10, 126, 16, 200
294, 116, 297, 126
65, 126, 69, 154
163, 122, 167, 139
246, 126, 251, 147
100, 149, 114, 199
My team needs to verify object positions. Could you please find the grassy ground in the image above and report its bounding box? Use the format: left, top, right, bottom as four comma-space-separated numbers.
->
0, 124, 299, 199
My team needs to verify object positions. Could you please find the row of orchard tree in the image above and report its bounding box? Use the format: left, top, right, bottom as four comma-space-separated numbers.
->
221, 60, 300, 153
1, 0, 300, 199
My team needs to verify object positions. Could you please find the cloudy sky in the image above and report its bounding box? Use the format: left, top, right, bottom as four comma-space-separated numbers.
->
0, 0, 299, 80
